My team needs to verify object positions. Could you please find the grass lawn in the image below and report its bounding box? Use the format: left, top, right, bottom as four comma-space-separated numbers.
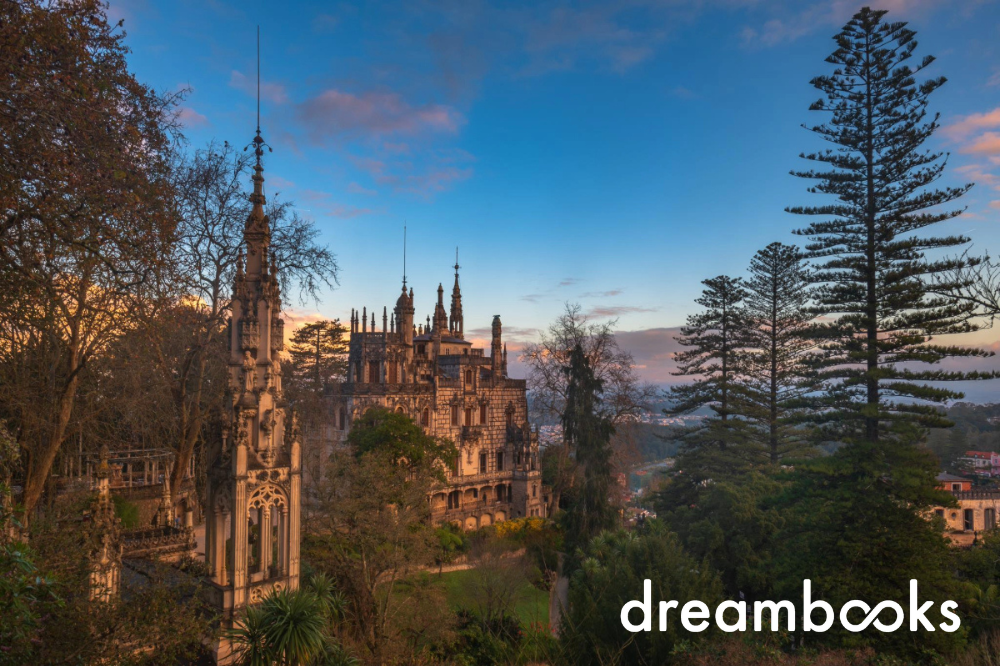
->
437, 568, 550, 628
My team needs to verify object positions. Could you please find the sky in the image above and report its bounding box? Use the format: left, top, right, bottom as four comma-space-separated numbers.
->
109, 0, 1000, 398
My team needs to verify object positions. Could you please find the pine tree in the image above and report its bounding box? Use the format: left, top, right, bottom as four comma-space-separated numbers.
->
562, 344, 617, 557
667, 276, 753, 477
286, 320, 348, 395
787, 7, 991, 443
741, 242, 817, 465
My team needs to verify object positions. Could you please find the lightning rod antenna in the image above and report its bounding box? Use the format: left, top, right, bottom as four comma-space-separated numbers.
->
403, 224, 407, 288
256, 26, 261, 134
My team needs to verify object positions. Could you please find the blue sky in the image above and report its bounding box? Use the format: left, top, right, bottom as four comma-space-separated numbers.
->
110, 0, 1000, 394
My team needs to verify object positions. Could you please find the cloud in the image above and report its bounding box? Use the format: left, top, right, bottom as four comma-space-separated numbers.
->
580, 289, 623, 298
613, 327, 684, 385
962, 132, 1000, 155
990, 201, 1000, 210
346, 182, 377, 196
466, 325, 539, 344
558, 278, 579, 288
349, 152, 473, 198
669, 86, 698, 100
229, 70, 288, 105
586, 305, 657, 318
296, 89, 463, 141
298, 189, 376, 219
521, 294, 543, 303
176, 106, 208, 127
312, 13, 339, 33
268, 175, 296, 190
943, 109, 1000, 141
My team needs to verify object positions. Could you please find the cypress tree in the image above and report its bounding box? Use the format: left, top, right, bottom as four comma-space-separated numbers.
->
562, 344, 617, 557
741, 242, 816, 465
787, 7, 991, 442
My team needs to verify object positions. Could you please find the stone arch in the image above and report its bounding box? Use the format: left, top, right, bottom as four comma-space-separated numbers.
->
480, 486, 492, 503
464, 515, 478, 530
480, 513, 493, 527
495, 484, 507, 502
463, 488, 478, 503
494, 510, 506, 523
248, 483, 288, 512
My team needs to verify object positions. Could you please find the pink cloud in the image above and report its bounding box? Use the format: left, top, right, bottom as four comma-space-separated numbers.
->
349, 155, 472, 198
990, 201, 1000, 210
176, 106, 208, 127
943, 108, 1000, 141
587, 305, 657, 318
229, 70, 288, 104
962, 132, 1000, 155
296, 89, 463, 141
298, 189, 375, 219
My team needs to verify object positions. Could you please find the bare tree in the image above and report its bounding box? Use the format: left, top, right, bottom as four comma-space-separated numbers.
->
521, 304, 656, 516
148, 141, 339, 502
933, 252, 1000, 326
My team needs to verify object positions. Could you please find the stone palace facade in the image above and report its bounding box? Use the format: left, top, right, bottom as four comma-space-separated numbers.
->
334, 266, 547, 529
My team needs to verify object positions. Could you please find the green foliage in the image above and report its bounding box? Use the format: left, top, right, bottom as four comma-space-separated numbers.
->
111, 494, 141, 530
560, 522, 724, 666
346, 407, 457, 481
771, 432, 965, 656
655, 471, 784, 601
286, 319, 349, 395
230, 582, 351, 666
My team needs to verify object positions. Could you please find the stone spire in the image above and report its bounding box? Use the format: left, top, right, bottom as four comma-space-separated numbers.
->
433, 283, 448, 334
491, 315, 503, 378
449, 248, 464, 339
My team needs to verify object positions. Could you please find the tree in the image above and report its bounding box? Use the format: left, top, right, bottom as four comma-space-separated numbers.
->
304, 410, 453, 664
133, 141, 338, 504
666, 276, 753, 478
559, 522, 723, 666
523, 304, 656, 515
286, 320, 349, 395
0, 0, 180, 519
787, 7, 991, 442
740, 242, 817, 465
345, 407, 456, 482
561, 345, 618, 557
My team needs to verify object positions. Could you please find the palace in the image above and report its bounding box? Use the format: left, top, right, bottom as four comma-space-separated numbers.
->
335, 264, 548, 529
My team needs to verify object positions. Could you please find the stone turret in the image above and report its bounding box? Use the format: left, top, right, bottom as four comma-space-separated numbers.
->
433, 283, 448, 335
491, 315, 504, 378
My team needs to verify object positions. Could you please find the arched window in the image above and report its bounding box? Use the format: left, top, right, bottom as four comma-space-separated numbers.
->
421, 409, 430, 427
480, 403, 487, 424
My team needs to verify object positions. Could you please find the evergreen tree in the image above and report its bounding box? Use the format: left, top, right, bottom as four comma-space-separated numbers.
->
741, 242, 817, 465
787, 7, 991, 442
667, 276, 752, 477
561, 344, 618, 557
287, 319, 349, 395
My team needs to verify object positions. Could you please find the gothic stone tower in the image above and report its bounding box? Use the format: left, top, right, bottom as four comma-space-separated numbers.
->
204, 127, 301, 653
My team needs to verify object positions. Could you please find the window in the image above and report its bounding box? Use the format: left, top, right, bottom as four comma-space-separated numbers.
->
451, 405, 459, 426
465, 408, 473, 427
480, 404, 487, 424
530, 454, 537, 471
338, 409, 346, 430
532, 484, 537, 498
505, 410, 513, 427
987, 508, 997, 530
367, 361, 379, 383
952, 483, 962, 492
418, 344, 425, 355
515, 451, 522, 466
388, 363, 398, 384
421, 409, 429, 427
451, 456, 460, 478
465, 369, 473, 385
496, 451, 504, 472
965, 509, 975, 531
497, 486, 505, 502
479, 452, 487, 474
935, 508, 945, 518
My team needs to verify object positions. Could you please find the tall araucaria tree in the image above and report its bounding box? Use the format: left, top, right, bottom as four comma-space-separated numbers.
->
787, 7, 992, 443
667, 275, 751, 468
741, 242, 817, 465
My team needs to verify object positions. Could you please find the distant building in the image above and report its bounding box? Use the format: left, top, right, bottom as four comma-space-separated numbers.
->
333, 264, 547, 529
931, 472, 1000, 547
959, 450, 1000, 477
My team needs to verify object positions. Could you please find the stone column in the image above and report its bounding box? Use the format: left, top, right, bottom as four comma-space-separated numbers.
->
259, 506, 272, 574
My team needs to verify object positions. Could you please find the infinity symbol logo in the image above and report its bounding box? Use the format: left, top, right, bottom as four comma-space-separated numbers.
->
839, 600, 905, 632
